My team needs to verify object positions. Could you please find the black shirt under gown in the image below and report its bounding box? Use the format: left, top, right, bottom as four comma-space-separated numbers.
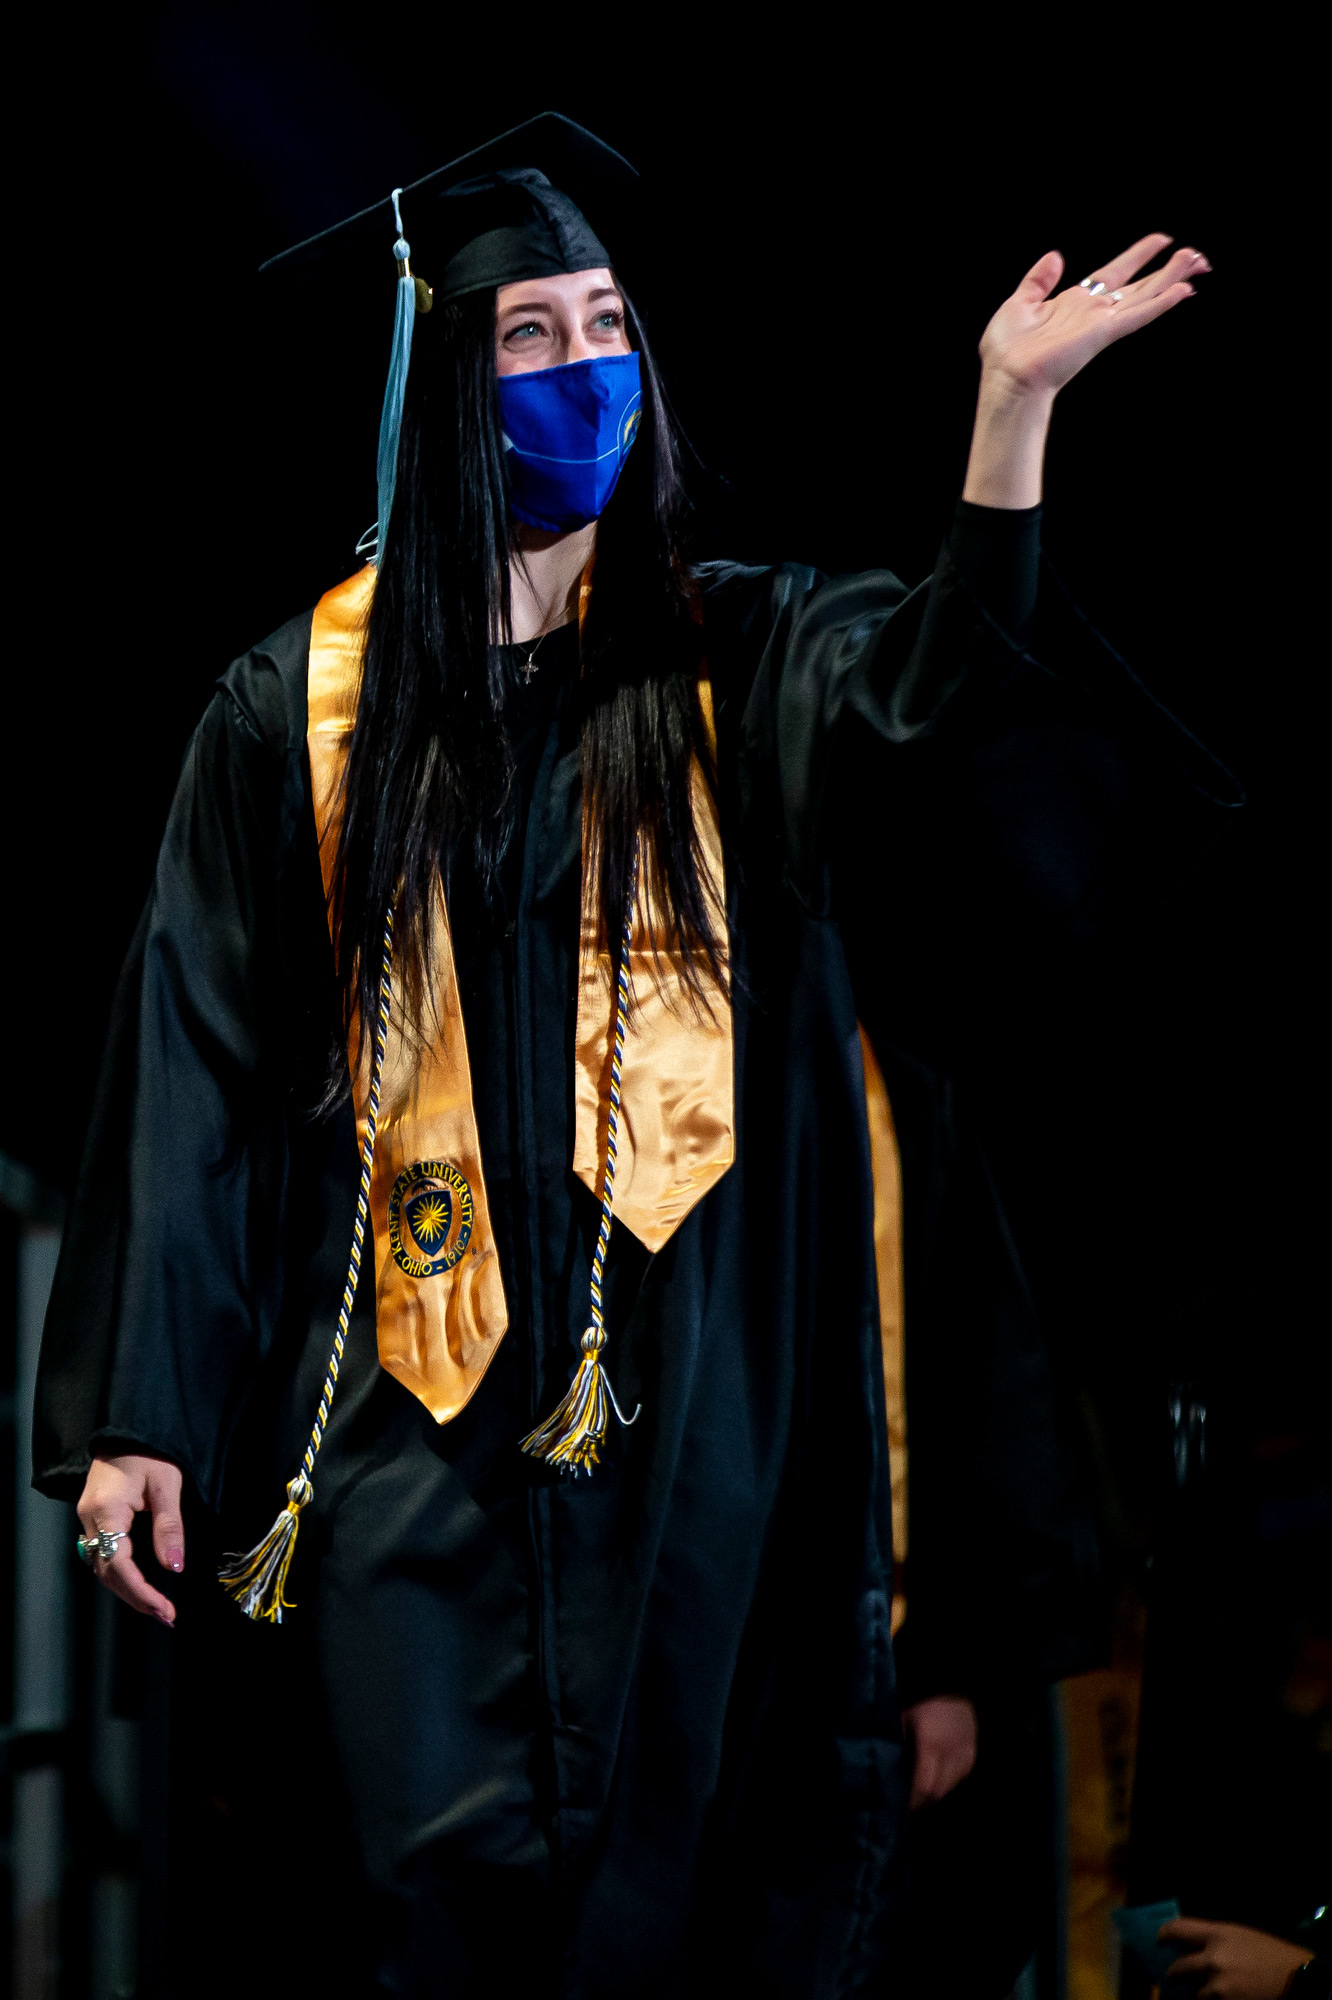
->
33, 502, 1237, 1997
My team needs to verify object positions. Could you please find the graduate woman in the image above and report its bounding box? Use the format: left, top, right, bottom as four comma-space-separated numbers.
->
35, 116, 1228, 1996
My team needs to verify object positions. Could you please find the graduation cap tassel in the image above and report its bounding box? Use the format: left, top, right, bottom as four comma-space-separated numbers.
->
371, 188, 421, 563
521, 850, 642, 1473
218, 906, 397, 1621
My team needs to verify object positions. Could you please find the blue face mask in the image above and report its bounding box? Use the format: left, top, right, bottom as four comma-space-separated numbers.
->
498, 351, 643, 533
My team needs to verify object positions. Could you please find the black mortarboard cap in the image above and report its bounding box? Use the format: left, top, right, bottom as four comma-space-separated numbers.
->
260, 111, 638, 302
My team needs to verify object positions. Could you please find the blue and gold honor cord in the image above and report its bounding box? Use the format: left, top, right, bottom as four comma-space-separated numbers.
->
218, 907, 396, 1623
520, 844, 641, 1472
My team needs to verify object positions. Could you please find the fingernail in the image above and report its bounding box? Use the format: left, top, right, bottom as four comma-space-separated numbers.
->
167, 1554, 184, 1572
156, 1610, 175, 1629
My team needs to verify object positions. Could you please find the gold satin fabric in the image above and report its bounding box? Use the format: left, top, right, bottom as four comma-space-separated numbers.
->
572, 678, 735, 1251
859, 1026, 908, 1637
308, 566, 508, 1423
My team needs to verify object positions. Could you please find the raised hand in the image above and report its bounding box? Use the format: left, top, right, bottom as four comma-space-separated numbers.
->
980, 234, 1209, 398
76, 1451, 185, 1626
962, 233, 1210, 510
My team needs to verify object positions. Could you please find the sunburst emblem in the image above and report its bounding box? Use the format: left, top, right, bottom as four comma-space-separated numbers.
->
387, 1161, 474, 1279
411, 1195, 450, 1246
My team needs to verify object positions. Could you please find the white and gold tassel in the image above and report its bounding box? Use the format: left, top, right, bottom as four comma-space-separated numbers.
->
217, 1473, 312, 1624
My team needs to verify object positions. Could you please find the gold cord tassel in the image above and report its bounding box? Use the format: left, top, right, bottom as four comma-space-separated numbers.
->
522, 847, 640, 1472
217, 1474, 312, 1624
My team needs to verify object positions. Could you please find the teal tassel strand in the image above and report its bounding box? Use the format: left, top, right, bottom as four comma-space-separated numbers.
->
373, 187, 416, 559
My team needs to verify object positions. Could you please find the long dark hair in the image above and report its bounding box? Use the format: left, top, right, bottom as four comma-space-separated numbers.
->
329, 283, 726, 1077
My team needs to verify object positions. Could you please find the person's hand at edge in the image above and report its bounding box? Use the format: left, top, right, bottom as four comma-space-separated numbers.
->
1158, 1916, 1314, 1999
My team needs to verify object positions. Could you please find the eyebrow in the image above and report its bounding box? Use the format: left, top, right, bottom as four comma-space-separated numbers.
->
498, 285, 623, 319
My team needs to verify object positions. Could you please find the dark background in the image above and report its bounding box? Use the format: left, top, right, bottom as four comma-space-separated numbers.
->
2, 0, 1324, 1957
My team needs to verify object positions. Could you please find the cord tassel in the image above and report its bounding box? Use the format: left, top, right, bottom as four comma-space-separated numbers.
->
217, 906, 396, 1621
522, 843, 641, 1471
217, 1474, 312, 1624
519, 1325, 640, 1473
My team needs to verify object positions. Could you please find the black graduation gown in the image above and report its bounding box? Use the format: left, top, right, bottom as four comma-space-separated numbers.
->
33, 502, 1235, 1998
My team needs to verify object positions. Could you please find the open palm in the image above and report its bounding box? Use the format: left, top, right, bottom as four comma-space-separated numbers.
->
980, 233, 1209, 397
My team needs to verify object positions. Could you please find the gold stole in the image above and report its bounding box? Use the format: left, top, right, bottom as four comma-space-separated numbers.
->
306, 565, 735, 1424
308, 566, 507, 1420
573, 679, 733, 1250
860, 1027, 909, 1637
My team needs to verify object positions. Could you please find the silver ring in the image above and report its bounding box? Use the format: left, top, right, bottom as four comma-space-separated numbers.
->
1110, 289, 1124, 302
77, 1528, 126, 1565
1079, 277, 1108, 296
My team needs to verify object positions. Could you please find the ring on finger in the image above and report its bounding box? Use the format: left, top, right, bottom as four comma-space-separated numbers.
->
77, 1527, 127, 1565
1080, 276, 1108, 296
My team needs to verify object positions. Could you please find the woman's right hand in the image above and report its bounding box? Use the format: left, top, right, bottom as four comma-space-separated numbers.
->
76, 1452, 185, 1626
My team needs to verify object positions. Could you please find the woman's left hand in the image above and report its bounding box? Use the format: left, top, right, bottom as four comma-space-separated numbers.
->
962, 234, 1210, 510
980, 234, 1209, 399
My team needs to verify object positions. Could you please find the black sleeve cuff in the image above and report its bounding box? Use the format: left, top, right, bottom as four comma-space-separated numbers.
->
946, 497, 1042, 642
892, 1613, 984, 1709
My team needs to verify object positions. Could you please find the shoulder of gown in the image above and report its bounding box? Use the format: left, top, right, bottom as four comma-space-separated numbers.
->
215, 603, 316, 760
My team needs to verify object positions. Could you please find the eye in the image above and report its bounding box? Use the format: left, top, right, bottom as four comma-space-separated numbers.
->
505, 320, 545, 343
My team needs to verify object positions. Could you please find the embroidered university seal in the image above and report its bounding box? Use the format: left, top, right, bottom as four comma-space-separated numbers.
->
388, 1161, 474, 1278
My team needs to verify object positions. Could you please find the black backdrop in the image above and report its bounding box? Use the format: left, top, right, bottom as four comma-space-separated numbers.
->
4, 2, 1323, 1934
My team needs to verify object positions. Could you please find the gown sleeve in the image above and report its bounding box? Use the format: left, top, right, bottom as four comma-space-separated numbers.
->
710, 497, 1241, 940
33, 666, 297, 1507
875, 1046, 1103, 1705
